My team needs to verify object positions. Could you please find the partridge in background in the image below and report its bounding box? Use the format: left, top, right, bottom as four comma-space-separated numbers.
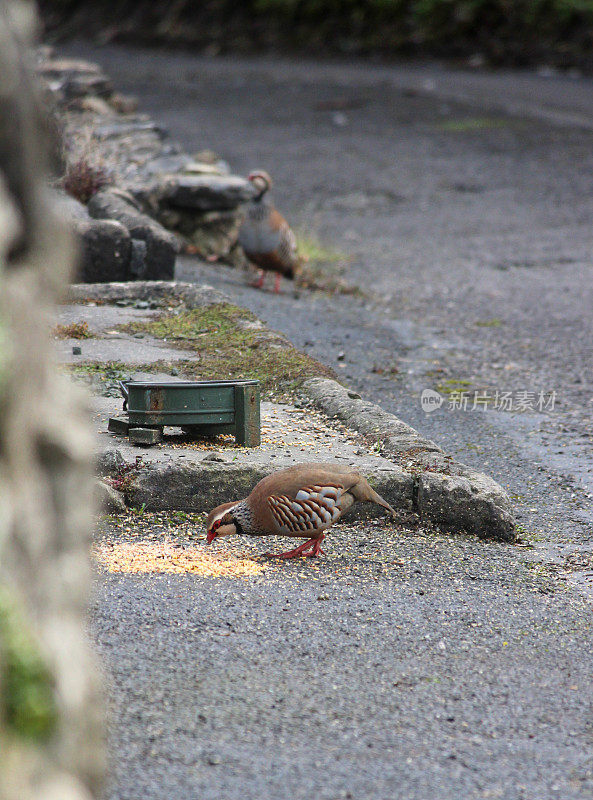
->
238, 170, 299, 293
206, 463, 396, 558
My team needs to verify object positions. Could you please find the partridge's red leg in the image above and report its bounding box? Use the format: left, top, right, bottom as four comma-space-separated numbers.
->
266, 534, 325, 559
251, 269, 266, 289
310, 535, 326, 556
274, 272, 282, 293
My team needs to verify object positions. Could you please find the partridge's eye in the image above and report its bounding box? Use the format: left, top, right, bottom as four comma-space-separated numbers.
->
212, 520, 221, 531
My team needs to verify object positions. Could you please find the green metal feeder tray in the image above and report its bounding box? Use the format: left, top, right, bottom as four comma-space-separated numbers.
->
109, 379, 260, 447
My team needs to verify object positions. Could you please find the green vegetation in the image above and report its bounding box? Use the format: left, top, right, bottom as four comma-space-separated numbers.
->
66, 360, 133, 398
475, 318, 502, 327
296, 234, 358, 294
0, 591, 57, 742
438, 118, 510, 133
297, 234, 348, 265
435, 377, 473, 396
67, 360, 130, 386
53, 320, 94, 339
39, 1, 593, 69
120, 303, 334, 399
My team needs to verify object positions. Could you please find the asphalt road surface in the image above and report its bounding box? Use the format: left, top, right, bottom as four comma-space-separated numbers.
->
68, 44, 593, 800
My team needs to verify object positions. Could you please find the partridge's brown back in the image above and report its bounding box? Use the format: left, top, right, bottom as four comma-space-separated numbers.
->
239, 200, 298, 277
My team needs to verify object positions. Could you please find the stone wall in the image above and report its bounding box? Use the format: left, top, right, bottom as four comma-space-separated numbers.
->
37, 51, 255, 274
0, 3, 103, 799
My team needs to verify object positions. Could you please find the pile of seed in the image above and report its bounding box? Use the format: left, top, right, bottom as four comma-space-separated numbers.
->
94, 540, 267, 577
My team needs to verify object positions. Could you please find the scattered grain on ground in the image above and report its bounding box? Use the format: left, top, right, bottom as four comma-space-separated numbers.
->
94, 540, 267, 577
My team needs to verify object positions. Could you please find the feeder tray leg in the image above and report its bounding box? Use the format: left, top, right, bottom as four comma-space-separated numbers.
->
234, 384, 260, 447
108, 417, 130, 436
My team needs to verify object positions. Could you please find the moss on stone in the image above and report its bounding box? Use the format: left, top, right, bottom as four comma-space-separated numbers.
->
0, 591, 58, 742
119, 303, 334, 399
67, 360, 129, 377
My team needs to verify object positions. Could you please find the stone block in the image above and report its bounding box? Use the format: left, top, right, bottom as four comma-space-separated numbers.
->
129, 427, 163, 445
88, 189, 178, 280
73, 217, 132, 283
417, 471, 515, 541
94, 479, 126, 513
108, 417, 130, 436
158, 174, 254, 210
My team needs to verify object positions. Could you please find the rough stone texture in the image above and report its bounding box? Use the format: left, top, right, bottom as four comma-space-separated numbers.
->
55, 191, 132, 282
92, 120, 165, 141
128, 238, 147, 278
95, 449, 125, 475
132, 463, 269, 512
157, 174, 254, 210
303, 377, 515, 540
129, 427, 163, 446
72, 217, 132, 283
161, 207, 244, 259
38, 50, 254, 262
87, 189, 178, 280
94, 480, 126, 513
67, 279, 227, 309
133, 154, 192, 179
39, 53, 252, 261
127, 462, 413, 517
38, 57, 113, 100
303, 377, 442, 457
128, 173, 250, 259
0, 6, 103, 798
417, 471, 516, 541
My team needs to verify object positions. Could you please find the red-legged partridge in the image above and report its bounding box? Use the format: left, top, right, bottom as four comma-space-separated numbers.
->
206, 463, 396, 558
239, 170, 299, 293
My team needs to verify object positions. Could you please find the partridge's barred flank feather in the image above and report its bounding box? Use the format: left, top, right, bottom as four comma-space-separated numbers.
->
238, 170, 299, 294
206, 463, 396, 559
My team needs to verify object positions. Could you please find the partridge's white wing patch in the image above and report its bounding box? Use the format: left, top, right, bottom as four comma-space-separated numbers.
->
268, 484, 343, 534
286, 225, 298, 259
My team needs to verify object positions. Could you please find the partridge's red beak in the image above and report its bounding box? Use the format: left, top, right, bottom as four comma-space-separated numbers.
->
206, 529, 217, 544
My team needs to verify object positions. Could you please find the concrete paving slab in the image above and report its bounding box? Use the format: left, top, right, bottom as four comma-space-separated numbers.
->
55, 302, 187, 364
91, 386, 413, 517
92, 392, 400, 473
55, 288, 514, 536
51, 303, 413, 518
56, 303, 160, 331
56, 335, 187, 364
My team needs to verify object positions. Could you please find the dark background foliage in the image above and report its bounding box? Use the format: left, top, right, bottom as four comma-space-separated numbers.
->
39, 0, 593, 69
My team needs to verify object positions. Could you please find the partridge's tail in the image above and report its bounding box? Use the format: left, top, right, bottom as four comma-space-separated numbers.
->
352, 477, 397, 518
369, 487, 397, 518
